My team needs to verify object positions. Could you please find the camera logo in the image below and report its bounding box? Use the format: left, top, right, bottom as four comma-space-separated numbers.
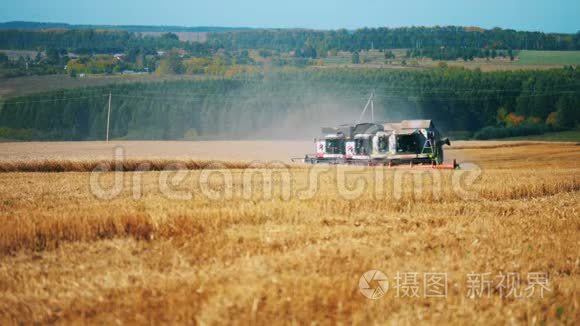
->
359, 270, 389, 299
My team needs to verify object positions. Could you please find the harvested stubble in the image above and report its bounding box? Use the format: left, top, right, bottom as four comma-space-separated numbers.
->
0, 141, 578, 324
0, 159, 293, 173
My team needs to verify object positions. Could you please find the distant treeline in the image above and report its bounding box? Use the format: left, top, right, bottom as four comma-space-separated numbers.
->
0, 21, 252, 33
1, 68, 578, 140
2, 26, 580, 56
209, 26, 580, 52
0, 29, 211, 54
407, 47, 515, 61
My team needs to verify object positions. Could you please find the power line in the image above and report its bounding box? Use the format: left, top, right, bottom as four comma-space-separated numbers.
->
3, 72, 579, 101
110, 90, 580, 102
104, 82, 580, 96
112, 94, 203, 102
17, 75, 576, 97
1, 87, 579, 106
1, 95, 108, 105
101, 82, 580, 98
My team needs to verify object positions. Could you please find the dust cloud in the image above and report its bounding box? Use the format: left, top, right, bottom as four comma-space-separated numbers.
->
241, 89, 424, 140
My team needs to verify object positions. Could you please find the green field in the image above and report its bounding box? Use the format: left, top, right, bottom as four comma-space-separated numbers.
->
518, 50, 580, 65
322, 50, 580, 68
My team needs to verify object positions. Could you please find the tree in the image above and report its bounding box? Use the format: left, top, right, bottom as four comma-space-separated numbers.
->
351, 51, 360, 64
0, 52, 7, 64
235, 50, 252, 64
155, 52, 184, 76
295, 45, 317, 59
384, 50, 395, 59
546, 111, 558, 126
258, 49, 272, 57
555, 95, 579, 129
46, 48, 61, 64
508, 48, 514, 61
496, 106, 508, 125
161, 33, 179, 41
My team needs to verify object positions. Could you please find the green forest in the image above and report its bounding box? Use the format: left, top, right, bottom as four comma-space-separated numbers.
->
1, 67, 578, 141
209, 26, 580, 53
0, 29, 211, 54
2, 26, 579, 79
1, 24, 579, 141
0, 21, 250, 33
1, 26, 579, 55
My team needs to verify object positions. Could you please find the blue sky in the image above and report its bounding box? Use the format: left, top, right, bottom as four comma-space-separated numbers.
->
1, 0, 579, 33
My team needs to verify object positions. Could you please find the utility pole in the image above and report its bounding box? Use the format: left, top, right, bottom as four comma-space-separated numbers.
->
356, 92, 375, 124
370, 92, 375, 122
106, 92, 111, 142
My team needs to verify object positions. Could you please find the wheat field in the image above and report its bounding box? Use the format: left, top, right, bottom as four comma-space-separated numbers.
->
0, 141, 578, 324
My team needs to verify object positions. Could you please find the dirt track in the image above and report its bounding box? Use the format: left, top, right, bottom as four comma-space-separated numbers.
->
0, 141, 312, 162
0, 140, 568, 163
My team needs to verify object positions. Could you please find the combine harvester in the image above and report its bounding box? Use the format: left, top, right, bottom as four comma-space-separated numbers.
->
296, 93, 458, 169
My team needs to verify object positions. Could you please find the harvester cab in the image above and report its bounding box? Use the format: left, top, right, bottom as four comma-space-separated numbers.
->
346, 122, 384, 162
315, 132, 346, 162
353, 134, 373, 158
388, 120, 452, 166
308, 124, 355, 164
368, 131, 394, 160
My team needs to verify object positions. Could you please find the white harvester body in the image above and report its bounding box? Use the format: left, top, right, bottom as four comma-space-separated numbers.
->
296, 92, 456, 168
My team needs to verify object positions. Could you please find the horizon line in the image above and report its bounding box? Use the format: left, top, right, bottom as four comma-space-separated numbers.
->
1, 20, 578, 35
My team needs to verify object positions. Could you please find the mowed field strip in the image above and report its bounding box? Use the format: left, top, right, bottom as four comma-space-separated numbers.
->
0, 141, 578, 324
0, 141, 313, 162
0, 140, 573, 164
